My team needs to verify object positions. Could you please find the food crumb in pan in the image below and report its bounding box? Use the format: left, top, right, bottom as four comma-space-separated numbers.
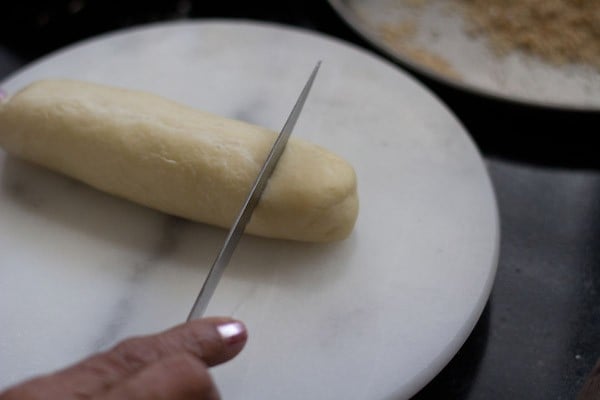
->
354, 0, 461, 78
459, 0, 600, 70
377, 21, 462, 79
401, 0, 428, 7
390, 0, 600, 71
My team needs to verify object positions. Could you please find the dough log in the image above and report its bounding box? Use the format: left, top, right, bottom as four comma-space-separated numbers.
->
0, 80, 358, 242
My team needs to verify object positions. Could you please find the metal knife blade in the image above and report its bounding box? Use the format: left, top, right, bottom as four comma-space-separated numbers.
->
187, 62, 321, 320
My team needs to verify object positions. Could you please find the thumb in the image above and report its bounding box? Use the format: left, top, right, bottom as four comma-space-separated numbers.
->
52, 317, 247, 396
100, 316, 247, 369
139, 317, 248, 366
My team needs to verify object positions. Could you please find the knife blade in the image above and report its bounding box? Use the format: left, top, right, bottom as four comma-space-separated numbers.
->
187, 61, 321, 320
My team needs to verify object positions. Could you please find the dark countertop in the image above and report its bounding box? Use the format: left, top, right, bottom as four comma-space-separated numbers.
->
2, 2, 599, 399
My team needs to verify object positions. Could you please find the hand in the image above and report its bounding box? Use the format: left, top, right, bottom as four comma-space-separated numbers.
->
0, 317, 247, 400
578, 359, 600, 400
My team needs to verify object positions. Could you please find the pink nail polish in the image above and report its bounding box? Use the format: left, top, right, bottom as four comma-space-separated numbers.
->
217, 321, 246, 345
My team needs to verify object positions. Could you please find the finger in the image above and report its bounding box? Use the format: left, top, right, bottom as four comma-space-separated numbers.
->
51, 317, 247, 397
577, 359, 600, 400
108, 317, 247, 369
0, 375, 67, 400
97, 353, 220, 400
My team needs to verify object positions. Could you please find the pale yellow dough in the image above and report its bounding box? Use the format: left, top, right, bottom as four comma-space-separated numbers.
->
0, 80, 358, 242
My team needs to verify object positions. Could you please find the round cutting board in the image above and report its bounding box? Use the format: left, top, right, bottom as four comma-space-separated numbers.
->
0, 21, 499, 399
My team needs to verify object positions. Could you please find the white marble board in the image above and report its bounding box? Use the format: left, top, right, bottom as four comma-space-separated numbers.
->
0, 21, 499, 399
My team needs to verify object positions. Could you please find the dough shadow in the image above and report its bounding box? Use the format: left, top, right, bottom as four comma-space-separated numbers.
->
0, 156, 349, 288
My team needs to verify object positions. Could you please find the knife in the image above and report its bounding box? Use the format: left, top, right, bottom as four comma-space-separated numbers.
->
187, 62, 321, 320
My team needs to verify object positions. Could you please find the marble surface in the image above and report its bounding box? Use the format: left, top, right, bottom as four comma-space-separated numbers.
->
0, 21, 499, 399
